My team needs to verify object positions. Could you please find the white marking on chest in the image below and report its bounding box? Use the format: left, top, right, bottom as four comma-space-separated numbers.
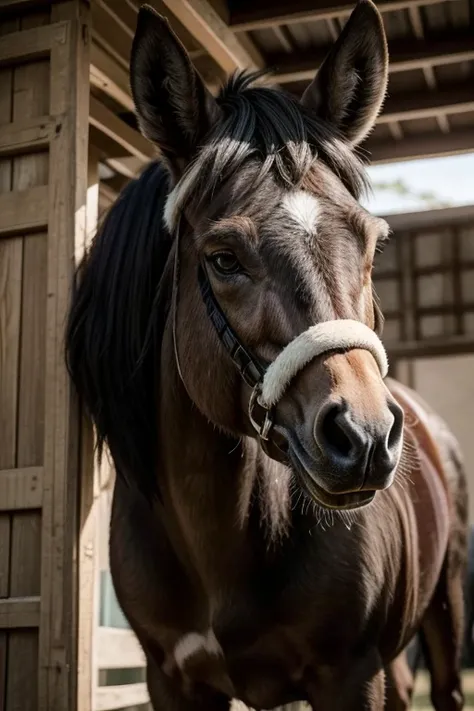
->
282, 190, 320, 235
173, 628, 223, 669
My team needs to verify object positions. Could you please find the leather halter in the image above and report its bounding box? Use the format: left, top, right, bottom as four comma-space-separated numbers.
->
198, 265, 281, 456
171, 218, 280, 457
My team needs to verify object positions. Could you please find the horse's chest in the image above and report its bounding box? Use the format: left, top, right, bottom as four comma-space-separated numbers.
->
163, 572, 370, 709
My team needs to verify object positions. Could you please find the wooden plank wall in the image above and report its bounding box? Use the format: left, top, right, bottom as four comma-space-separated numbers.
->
93, 468, 151, 711
373, 218, 474, 368
0, 2, 90, 710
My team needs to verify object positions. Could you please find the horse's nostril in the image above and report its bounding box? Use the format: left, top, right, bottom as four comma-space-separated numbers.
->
320, 404, 353, 458
387, 402, 404, 452
315, 402, 366, 468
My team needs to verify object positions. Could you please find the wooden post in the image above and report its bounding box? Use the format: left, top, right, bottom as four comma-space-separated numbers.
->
0, 2, 91, 710
76, 145, 101, 711
397, 232, 416, 387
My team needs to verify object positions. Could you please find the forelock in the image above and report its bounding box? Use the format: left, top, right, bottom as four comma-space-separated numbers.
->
163, 70, 370, 232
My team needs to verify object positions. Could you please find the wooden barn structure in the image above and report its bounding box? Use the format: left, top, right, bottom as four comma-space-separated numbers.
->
0, 1, 473, 710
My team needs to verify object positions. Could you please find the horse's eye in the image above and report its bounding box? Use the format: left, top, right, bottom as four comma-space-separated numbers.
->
208, 251, 242, 276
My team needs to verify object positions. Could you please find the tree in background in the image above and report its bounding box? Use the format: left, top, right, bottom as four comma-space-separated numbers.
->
372, 178, 453, 209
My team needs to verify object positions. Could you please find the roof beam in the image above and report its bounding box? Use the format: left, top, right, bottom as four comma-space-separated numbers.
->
382, 204, 474, 232
91, 1, 131, 70
99, 182, 119, 209
89, 96, 154, 163
89, 45, 222, 113
366, 128, 474, 164
271, 33, 474, 84
89, 129, 145, 179
379, 83, 474, 124
90, 43, 134, 112
230, 0, 458, 31
159, 0, 264, 73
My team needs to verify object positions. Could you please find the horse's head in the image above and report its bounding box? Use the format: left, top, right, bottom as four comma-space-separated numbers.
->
130, 0, 404, 510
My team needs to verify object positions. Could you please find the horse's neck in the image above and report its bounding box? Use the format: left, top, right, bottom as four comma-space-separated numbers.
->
157, 331, 291, 590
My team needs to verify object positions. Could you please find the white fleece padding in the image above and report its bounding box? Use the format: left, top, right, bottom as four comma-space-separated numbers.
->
259, 319, 388, 408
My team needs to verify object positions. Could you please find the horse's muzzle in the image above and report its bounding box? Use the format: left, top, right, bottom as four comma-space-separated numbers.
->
284, 395, 404, 510
313, 397, 404, 491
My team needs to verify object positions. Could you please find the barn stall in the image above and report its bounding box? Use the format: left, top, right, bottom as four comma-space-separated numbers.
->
0, 1, 473, 710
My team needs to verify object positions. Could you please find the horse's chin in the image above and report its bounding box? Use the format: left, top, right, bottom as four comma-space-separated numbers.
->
288, 445, 376, 511
296, 469, 376, 511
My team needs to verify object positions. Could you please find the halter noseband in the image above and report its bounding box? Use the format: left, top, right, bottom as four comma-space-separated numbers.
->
198, 263, 389, 455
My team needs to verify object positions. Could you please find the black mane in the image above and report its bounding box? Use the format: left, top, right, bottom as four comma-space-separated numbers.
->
66, 161, 171, 495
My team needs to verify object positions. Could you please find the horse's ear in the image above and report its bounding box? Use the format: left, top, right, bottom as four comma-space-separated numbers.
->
130, 5, 221, 173
300, 0, 388, 146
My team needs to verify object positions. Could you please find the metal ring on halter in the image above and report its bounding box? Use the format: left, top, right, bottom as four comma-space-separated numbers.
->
248, 383, 274, 441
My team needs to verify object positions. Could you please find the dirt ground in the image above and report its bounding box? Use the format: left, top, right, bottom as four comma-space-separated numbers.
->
413, 670, 474, 709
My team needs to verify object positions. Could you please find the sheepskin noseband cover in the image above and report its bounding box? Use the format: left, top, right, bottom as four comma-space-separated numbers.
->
259, 319, 388, 409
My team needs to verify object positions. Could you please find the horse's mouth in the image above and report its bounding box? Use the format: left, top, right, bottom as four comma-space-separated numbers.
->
288, 441, 376, 511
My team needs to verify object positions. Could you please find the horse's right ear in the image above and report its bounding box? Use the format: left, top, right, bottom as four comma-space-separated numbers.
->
130, 5, 221, 175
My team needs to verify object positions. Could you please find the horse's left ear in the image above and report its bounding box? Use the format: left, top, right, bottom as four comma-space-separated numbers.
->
130, 4, 221, 174
300, 0, 388, 146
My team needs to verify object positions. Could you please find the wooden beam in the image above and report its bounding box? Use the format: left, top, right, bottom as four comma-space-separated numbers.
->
90, 43, 134, 112
0, 22, 67, 66
95, 683, 149, 711
382, 204, 474, 232
94, 0, 137, 40
0, 115, 57, 157
91, 0, 204, 73
388, 34, 474, 74
366, 128, 474, 164
97, 628, 146, 669
159, 0, 264, 73
89, 96, 154, 163
39, 2, 91, 707
0, 597, 41, 628
90, 134, 143, 179
0, 185, 49, 237
230, 0, 458, 31
99, 182, 119, 207
386, 334, 474, 359
271, 34, 474, 85
106, 0, 206, 57
380, 83, 474, 124
102, 173, 130, 195
0, 0, 59, 11
0, 467, 43, 511
90, 129, 141, 177
106, 156, 146, 179
76, 146, 101, 711
91, 0, 132, 70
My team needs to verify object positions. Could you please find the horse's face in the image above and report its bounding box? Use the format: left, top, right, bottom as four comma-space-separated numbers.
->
131, 0, 404, 509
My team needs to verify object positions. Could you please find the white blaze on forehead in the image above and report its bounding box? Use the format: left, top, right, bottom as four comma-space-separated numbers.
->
282, 190, 320, 235
173, 629, 223, 669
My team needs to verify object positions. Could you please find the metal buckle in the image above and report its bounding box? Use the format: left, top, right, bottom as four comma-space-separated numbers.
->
248, 383, 274, 441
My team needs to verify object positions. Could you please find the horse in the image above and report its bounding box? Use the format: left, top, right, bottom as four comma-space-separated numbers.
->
408, 524, 474, 676
66, 1, 468, 709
